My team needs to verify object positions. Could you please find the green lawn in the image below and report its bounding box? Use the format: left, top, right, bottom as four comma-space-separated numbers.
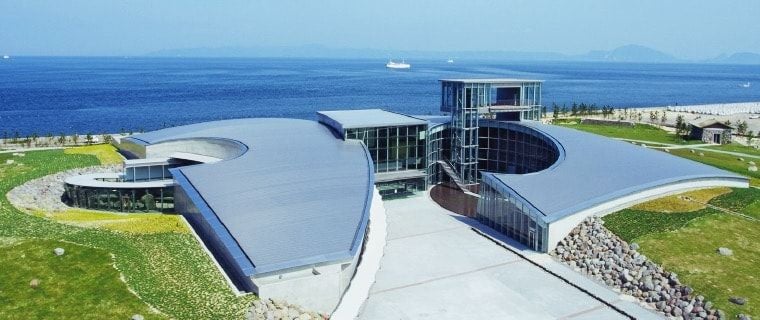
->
555, 121, 696, 144
603, 188, 760, 318
602, 208, 714, 242
64, 144, 124, 165
705, 142, 760, 157
669, 148, 760, 187
0, 239, 164, 320
0, 150, 254, 319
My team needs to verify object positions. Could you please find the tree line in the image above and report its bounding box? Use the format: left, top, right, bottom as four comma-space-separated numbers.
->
0, 128, 144, 148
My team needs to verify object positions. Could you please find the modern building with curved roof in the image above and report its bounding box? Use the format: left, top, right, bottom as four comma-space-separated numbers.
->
475, 120, 747, 252
61, 78, 750, 316
114, 118, 376, 313
425, 79, 749, 252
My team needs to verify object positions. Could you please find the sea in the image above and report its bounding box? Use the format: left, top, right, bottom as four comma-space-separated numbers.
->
1, 57, 759, 135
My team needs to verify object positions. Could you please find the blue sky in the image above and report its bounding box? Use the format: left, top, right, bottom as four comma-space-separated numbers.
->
1, 0, 759, 59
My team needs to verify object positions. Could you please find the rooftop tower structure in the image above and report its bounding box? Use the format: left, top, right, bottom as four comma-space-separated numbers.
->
439, 79, 543, 186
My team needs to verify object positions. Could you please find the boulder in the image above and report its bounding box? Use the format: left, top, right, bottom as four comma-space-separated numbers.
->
749, 166, 758, 172
717, 247, 733, 256
683, 303, 694, 315
29, 278, 40, 288
131, 315, 144, 320
53, 248, 65, 256
642, 275, 655, 291
729, 296, 747, 305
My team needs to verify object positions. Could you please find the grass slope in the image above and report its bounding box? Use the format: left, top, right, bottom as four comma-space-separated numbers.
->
0, 150, 253, 319
670, 149, 760, 187
555, 121, 695, 144
603, 188, 760, 318
64, 144, 124, 165
0, 239, 163, 320
32, 209, 189, 234
631, 188, 731, 213
638, 213, 759, 318
705, 142, 760, 157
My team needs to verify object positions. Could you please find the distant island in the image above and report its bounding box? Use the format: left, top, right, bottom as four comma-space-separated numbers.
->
145, 44, 760, 65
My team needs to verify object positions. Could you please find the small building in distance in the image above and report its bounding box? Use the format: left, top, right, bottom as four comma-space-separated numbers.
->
689, 119, 734, 144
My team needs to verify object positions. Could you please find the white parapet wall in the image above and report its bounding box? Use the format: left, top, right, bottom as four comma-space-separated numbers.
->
252, 258, 355, 314
545, 178, 749, 252
331, 188, 387, 320
251, 188, 386, 316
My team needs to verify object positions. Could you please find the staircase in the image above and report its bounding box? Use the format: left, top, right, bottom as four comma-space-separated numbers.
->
435, 160, 480, 197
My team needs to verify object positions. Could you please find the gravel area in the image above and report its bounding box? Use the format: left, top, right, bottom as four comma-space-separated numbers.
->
6, 164, 120, 212
247, 298, 326, 320
552, 217, 726, 320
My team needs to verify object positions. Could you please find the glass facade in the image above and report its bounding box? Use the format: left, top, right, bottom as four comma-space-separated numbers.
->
442, 81, 482, 185
64, 184, 174, 213
376, 178, 426, 199
427, 121, 559, 185
519, 82, 542, 121
477, 121, 559, 174
440, 80, 543, 184
426, 124, 451, 185
477, 175, 548, 251
345, 125, 427, 173
125, 164, 172, 182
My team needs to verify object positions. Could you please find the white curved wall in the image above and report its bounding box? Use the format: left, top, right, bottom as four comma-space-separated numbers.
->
331, 188, 387, 319
145, 138, 246, 161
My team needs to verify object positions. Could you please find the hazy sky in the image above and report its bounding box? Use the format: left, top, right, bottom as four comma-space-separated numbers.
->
1, 0, 759, 59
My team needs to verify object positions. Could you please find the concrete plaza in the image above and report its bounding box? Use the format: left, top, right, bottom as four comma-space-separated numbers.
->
358, 195, 662, 320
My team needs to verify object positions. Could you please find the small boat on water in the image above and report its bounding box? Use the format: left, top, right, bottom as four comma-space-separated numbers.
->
386, 60, 410, 69
741, 82, 751, 88
2, 55, 9, 59
447, 58, 454, 63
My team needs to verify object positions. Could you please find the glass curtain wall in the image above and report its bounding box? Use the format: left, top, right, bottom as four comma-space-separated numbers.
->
477, 121, 559, 174
446, 81, 485, 185
477, 175, 548, 251
520, 82, 542, 121
345, 125, 426, 173
64, 185, 174, 213
426, 124, 451, 185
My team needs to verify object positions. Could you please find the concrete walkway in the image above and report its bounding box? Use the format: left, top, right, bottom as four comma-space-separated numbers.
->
359, 195, 662, 320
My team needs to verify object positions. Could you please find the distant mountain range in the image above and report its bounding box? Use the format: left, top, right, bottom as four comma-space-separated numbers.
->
146, 44, 760, 65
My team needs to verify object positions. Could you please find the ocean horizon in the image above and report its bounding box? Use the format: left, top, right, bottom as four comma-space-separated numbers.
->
1, 56, 759, 135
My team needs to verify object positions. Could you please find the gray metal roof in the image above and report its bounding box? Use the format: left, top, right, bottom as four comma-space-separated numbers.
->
413, 115, 451, 127
485, 121, 748, 223
317, 109, 427, 132
125, 118, 374, 275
